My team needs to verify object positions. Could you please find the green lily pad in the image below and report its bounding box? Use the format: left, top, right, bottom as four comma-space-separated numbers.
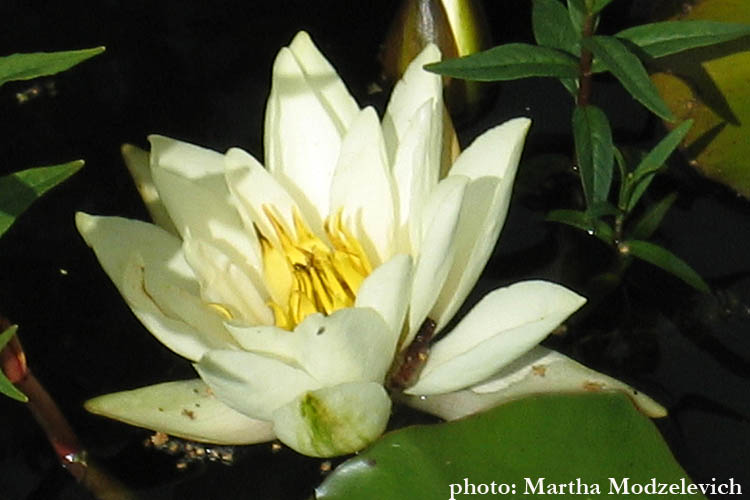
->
317, 393, 705, 500
651, 0, 750, 197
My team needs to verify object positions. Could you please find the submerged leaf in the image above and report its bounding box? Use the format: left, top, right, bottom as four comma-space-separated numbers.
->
0, 160, 83, 237
317, 393, 705, 500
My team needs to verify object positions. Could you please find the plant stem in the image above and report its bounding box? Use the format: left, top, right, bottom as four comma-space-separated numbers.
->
576, 13, 595, 107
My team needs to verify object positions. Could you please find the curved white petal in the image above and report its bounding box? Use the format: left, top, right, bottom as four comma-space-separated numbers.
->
264, 46, 344, 226
76, 213, 233, 361
432, 118, 532, 329
85, 379, 275, 445
405, 281, 586, 395
355, 254, 413, 358
406, 175, 467, 345
288, 31, 359, 133
401, 347, 667, 420
149, 136, 262, 277
391, 101, 437, 254
224, 308, 394, 387
224, 147, 313, 244
183, 236, 272, 325
196, 350, 321, 421
272, 382, 391, 457
330, 107, 396, 265
382, 44, 442, 170
121, 143, 178, 235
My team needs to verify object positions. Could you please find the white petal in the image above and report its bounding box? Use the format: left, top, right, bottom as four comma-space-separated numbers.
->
432, 118, 532, 329
183, 236, 273, 325
390, 101, 437, 254
264, 46, 344, 225
149, 136, 262, 277
405, 281, 586, 395
224, 147, 313, 244
401, 347, 667, 420
76, 213, 232, 361
195, 350, 321, 421
382, 44, 442, 169
288, 31, 359, 133
121, 143, 178, 235
355, 255, 413, 358
272, 382, 391, 457
85, 379, 274, 445
225, 308, 394, 387
330, 107, 396, 265
406, 175, 467, 345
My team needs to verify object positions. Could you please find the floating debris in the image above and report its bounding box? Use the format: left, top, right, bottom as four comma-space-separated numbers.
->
145, 432, 236, 468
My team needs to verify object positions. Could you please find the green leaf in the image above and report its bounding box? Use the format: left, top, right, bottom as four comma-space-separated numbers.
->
0, 325, 27, 403
622, 240, 710, 293
590, 0, 615, 14
567, 0, 587, 34
584, 36, 675, 120
547, 209, 614, 244
626, 120, 693, 212
425, 43, 579, 81
629, 193, 678, 241
317, 393, 705, 500
616, 21, 750, 59
0, 47, 105, 87
572, 105, 614, 207
533, 0, 580, 55
0, 160, 84, 237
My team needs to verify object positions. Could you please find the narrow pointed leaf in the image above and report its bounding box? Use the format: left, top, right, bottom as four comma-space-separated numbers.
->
0, 160, 83, 237
0, 47, 105, 87
532, 0, 580, 55
584, 36, 674, 120
572, 105, 613, 207
0, 326, 27, 402
626, 120, 693, 212
547, 209, 614, 244
623, 239, 710, 293
629, 193, 677, 241
591, 0, 615, 14
317, 393, 706, 500
567, 0, 587, 34
616, 21, 750, 59
425, 44, 579, 81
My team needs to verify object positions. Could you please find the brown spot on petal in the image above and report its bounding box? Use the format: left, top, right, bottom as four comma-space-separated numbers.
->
181, 409, 195, 420
583, 381, 605, 392
532, 365, 547, 377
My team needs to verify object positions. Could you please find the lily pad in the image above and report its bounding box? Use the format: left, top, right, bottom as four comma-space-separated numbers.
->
317, 393, 705, 500
650, 0, 750, 197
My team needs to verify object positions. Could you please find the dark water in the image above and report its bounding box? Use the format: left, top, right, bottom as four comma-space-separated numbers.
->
0, 2, 748, 498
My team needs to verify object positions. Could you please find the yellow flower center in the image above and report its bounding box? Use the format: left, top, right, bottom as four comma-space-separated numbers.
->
259, 206, 372, 330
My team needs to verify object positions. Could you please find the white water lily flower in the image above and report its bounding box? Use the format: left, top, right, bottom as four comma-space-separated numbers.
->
78, 31, 664, 458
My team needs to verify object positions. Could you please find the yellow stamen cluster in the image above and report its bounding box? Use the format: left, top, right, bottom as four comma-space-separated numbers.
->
259, 206, 372, 330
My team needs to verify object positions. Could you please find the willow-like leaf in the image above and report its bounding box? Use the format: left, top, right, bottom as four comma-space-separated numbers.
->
629, 193, 678, 241
0, 160, 84, 237
0, 47, 104, 87
572, 105, 614, 207
584, 36, 674, 121
425, 43, 579, 81
622, 239, 710, 293
616, 21, 750, 59
626, 120, 693, 212
533, 0, 580, 55
547, 209, 614, 244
